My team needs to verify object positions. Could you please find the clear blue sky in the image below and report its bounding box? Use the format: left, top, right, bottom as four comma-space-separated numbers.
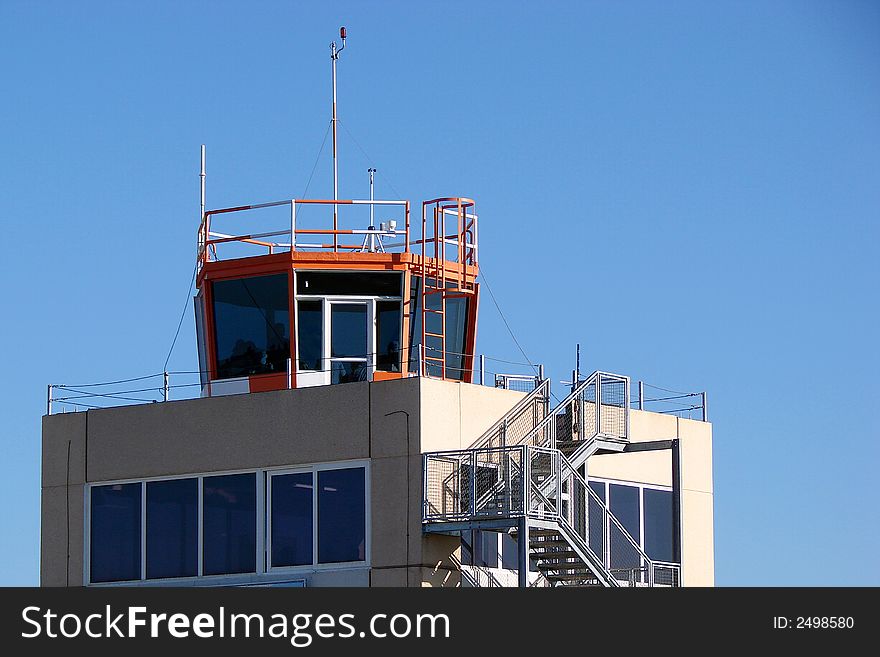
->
1, 1, 877, 586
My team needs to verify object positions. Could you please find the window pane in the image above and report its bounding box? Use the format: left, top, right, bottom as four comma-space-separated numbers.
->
90, 483, 141, 583
330, 304, 367, 358
296, 271, 401, 296
609, 484, 641, 574
501, 532, 518, 570
588, 480, 606, 557
203, 474, 256, 575
330, 361, 368, 384
271, 473, 314, 567
146, 479, 198, 579
376, 301, 401, 372
644, 488, 674, 562
475, 531, 498, 568
318, 468, 366, 563
445, 296, 469, 381
296, 300, 322, 371
212, 274, 290, 379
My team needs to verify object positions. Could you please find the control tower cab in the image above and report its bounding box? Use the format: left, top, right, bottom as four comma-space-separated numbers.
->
195, 196, 479, 396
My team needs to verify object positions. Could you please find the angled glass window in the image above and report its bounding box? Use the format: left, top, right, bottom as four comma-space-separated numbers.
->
212, 273, 290, 379
644, 488, 674, 563
271, 472, 314, 567
90, 483, 141, 583
296, 300, 322, 371
376, 300, 401, 372
146, 478, 198, 579
202, 473, 256, 576
318, 467, 366, 563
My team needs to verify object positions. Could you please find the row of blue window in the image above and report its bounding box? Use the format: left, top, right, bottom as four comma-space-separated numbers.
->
89, 467, 366, 583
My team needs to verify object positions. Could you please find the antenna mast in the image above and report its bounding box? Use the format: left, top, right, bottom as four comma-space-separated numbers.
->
330, 26, 346, 251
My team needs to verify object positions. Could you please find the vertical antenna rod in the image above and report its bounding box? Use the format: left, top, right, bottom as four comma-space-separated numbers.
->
330, 26, 346, 252
200, 144, 206, 220
368, 168, 376, 227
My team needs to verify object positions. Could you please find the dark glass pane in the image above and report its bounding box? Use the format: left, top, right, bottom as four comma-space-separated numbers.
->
90, 483, 141, 583
296, 272, 401, 296
203, 474, 256, 575
475, 531, 498, 568
501, 532, 518, 570
318, 468, 365, 563
296, 300, 322, 371
212, 274, 290, 379
609, 484, 641, 575
588, 481, 606, 557
644, 488, 674, 563
376, 301, 401, 372
330, 304, 367, 358
460, 532, 474, 566
146, 479, 198, 579
271, 473, 314, 567
408, 276, 422, 372
330, 361, 368, 384
445, 296, 469, 381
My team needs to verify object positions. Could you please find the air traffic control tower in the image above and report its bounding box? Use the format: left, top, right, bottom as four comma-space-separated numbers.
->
40, 29, 714, 589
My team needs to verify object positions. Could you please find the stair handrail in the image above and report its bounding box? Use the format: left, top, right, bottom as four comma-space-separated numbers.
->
556, 450, 658, 586
468, 378, 550, 450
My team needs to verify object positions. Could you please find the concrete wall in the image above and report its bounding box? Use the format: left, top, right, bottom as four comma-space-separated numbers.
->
587, 410, 715, 586
40, 378, 524, 588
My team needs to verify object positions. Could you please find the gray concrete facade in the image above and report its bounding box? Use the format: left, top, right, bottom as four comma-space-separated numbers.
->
40, 378, 525, 587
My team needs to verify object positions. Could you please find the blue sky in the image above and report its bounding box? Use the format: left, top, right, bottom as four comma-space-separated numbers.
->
1, 1, 877, 585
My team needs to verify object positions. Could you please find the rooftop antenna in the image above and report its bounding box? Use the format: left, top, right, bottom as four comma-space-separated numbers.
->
330, 26, 346, 250
368, 167, 376, 228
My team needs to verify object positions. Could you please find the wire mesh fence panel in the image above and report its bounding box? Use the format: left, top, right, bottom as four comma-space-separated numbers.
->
424, 455, 461, 519
599, 373, 628, 438
610, 522, 644, 585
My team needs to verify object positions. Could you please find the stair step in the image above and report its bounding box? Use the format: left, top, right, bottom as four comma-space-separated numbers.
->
530, 540, 569, 549
533, 551, 580, 561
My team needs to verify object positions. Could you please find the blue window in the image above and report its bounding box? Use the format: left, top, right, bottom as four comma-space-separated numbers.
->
271, 473, 314, 567
212, 274, 290, 380
644, 488, 674, 562
202, 473, 256, 575
90, 483, 141, 583
609, 483, 641, 573
318, 468, 366, 563
146, 478, 198, 579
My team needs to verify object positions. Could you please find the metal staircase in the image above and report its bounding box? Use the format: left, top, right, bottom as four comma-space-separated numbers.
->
422, 371, 681, 587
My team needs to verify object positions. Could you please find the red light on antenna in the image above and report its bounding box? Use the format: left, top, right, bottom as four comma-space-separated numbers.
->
340, 27, 346, 39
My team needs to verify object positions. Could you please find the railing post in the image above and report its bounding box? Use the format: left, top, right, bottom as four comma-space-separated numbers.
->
537, 363, 544, 384
603, 507, 611, 572
163, 372, 169, 402
595, 373, 602, 437
286, 358, 292, 390
469, 451, 477, 517
701, 391, 708, 422
624, 376, 630, 440
47, 384, 52, 416
290, 200, 297, 252
479, 354, 485, 385
419, 343, 424, 377
522, 445, 529, 516
638, 380, 644, 411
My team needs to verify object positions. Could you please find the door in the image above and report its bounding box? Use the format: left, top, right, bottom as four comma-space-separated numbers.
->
329, 301, 372, 384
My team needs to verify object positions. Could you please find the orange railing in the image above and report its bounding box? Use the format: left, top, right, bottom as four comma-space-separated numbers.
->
197, 198, 411, 271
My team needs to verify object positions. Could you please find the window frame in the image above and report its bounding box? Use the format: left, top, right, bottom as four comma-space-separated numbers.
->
83, 460, 370, 587
586, 476, 675, 564
266, 460, 371, 574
